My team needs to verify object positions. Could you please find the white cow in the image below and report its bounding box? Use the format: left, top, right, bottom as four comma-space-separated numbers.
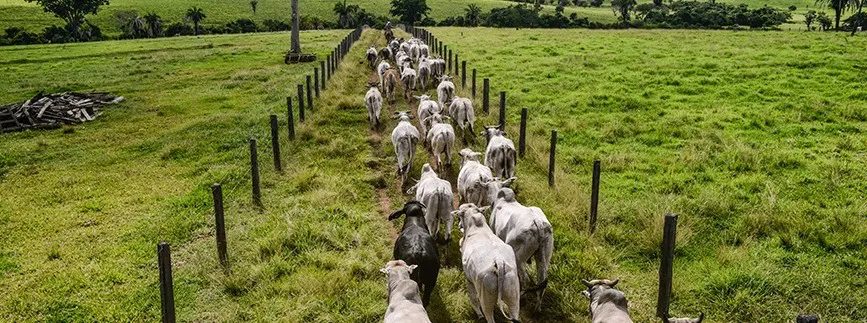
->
377, 61, 392, 88
381, 260, 432, 323
366, 46, 378, 69
407, 164, 454, 242
483, 127, 517, 179
401, 64, 417, 102
425, 112, 455, 171
419, 44, 430, 58
436, 75, 456, 111
418, 57, 432, 91
449, 96, 476, 143
364, 85, 383, 129
415, 95, 441, 143
489, 187, 554, 311
581, 279, 633, 323
391, 111, 420, 184
458, 149, 517, 208
454, 204, 521, 323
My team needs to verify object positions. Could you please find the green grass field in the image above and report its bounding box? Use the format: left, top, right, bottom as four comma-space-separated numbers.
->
1, 27, 866, 321
0, 0, 837, 36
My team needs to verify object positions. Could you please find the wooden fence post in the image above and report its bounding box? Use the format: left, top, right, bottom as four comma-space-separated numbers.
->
548, 130, 557, 187
656, 213, 678, 320
270, 115, 282, 172
320, 61, 326, 89
314, 68, 320, 98
286, 97, 295, 140
297, 85, 305, 122
499, 91, 506, 130
590, 160, 601, 233
157, 242, 175, 323
455, 54, 459, 76
448, 49, 453, 73
211, 184, 228, 271
306, 75, 313, 112
249, 138, 262, 208
519, 108, 527, 158
461, 61, 467, 89
482, 78, 490, 114
471, 69, 477, 98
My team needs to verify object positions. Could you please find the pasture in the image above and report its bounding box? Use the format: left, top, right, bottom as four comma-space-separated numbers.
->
0, 26, 865, 322
0, 0, 833, 36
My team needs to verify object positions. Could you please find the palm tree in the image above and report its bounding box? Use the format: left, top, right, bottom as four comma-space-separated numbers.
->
815, 0, 849, 29
143, 12, 162, 37
333, 0, 360, 28
250, 0, 258, 14
127, 15, 148, 38
464, 4, 482, 26
850, 0, 864, 35
185, 7, 207, 35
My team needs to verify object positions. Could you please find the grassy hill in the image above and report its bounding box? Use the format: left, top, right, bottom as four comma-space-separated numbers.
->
1, 27, 865, 321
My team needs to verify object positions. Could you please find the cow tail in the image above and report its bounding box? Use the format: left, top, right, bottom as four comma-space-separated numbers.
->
496, 257, 507, 303
500, 146, 508, 178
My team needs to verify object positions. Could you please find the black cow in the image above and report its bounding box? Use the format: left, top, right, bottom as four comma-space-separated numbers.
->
389, 200, 440, 306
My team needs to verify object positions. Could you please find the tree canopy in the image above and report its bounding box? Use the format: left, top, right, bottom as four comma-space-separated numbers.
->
390, 0, 431, 24
25, 0, 110, 39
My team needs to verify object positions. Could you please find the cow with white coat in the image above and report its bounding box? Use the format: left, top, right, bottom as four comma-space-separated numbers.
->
457, 149, 517, 207
364, 85, 383, 129
415, 95, 441, 144
425, 112, 456, 171
379, 46, 393, 62
366, 46, 378, 69
581, 279, 633, 323
418, 57, 432, 91
406, 164, 454, 243
453, 204, 521, 323
489, 187, 553, 311
401, 64, 417, 102
391, 111, 420, 184
381, 260, 432, 323
483, 126, 517, 179
436, 75, 456, 111
449, 96, 476, 144
667, 313, 705, 323
377, 61, 392, 88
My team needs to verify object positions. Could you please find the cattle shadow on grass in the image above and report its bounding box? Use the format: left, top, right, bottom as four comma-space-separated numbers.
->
425, 287, 454, 323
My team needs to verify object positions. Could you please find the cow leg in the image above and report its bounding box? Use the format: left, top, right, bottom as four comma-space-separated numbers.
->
426, 214, 439, 240
443, 207, 454, 243
465, 278, 484, 320
502, 268, 522, 322
479, 273, 499, 323
534, 235, 554, 311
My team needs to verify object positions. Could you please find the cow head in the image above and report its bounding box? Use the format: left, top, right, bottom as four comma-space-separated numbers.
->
423, 112, 450, 126
483, 180, 517, 207
452, 203, 491, 243
380, 260, 418, 294
439, 75, 452, 83
667, 313, 704, 323
414, 94, 432, 102
388, 200, 427, 221
459, 148, 482, 165
796, 314, 819, 323
482, 126, 506, 144
392, 111, 414, 122
582, 279, 629, 316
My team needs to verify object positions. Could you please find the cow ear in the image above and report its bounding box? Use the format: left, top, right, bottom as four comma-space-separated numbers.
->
582, 290, 591, 299
503, 177, 517, 187
379, 267, 389, 274
407, 265, 418, 273
695, 312, 705, 323
478, 206, 490, 214
388, 210, 404, 221
581, 279, 593, 288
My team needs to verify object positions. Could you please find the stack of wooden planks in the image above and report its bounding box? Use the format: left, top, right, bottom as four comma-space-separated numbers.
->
0, 92, 124, 133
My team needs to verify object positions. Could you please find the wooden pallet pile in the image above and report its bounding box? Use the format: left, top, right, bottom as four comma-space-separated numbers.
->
0, 92, 124, 133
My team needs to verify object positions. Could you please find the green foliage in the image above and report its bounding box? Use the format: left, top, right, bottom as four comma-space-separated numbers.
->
261, 19, 289, 31
24, 0, 110, 40
817, 11, 834, 29
842, 11, 866, 29
390, 0, 431, 24
805, 9, 818, 29
814, 0, 850, 29
250, 0, 258, 14
185, 6, 206, 35
465, 4, 483, 26
1, 27, 40, 45
611, 0, 638, 23
638, 1, 792, 28
224, 18, 258, 33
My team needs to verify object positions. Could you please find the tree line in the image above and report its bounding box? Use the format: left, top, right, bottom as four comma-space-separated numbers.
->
2, 0, 864, 46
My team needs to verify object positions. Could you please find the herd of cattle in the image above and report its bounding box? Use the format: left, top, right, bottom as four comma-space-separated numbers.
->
363, 29, 705, 323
